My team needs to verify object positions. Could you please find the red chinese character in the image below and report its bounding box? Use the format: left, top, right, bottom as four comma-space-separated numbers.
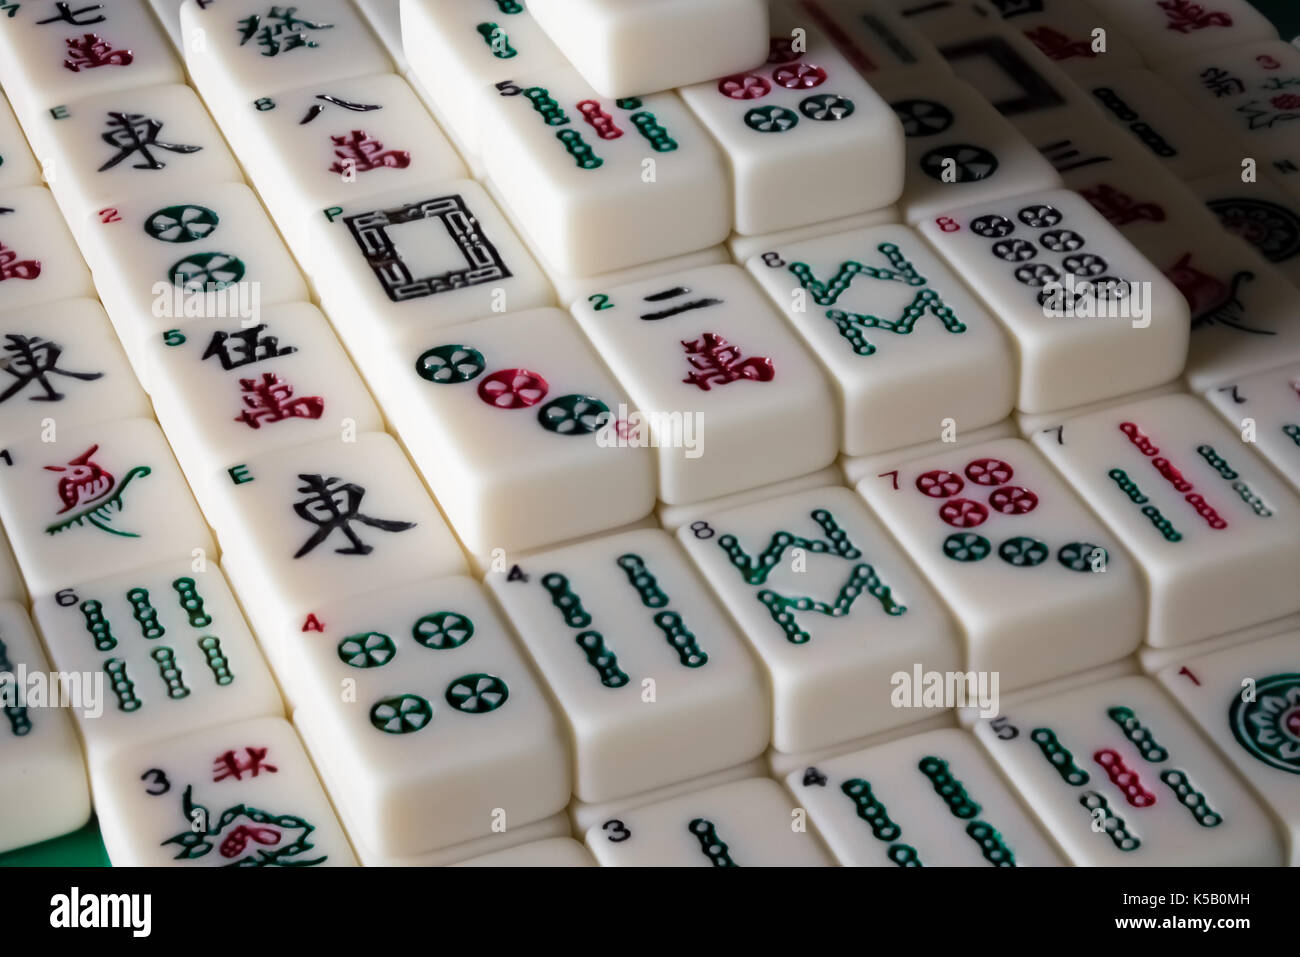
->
327, 130, 410, 174
235, 372, 325, 429
1164, 253, 1229, 317
213, 747, 278, 782
1025, 26, 1096, 61
1271, 93, 1300, 111
61, 33, 134, 72
1078, 184, 1167, 227
0, 243, 41, 281
681, 333, 775, 391
1157, 0, 1232, 33
44, 444, 113, 513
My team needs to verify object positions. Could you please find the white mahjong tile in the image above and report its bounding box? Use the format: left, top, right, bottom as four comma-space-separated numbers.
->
0, 186, 94, 315
142, 302, 383, 510
1032, 394, 1300, 648
973, 674, 1283, 865
77, 183, 306, 361
455, 838, 596, 867
0, 299, 150, 448
202, 433, 467, 646
585, 777, 832, 865
290, 576, 571, 855
679, 9, 904, 236
746, 224, 1017, 456
0, 418, 216, 598
788, 728, 1062, 867
766, 710, 958, 780
1088, 0, 1277, 66
552, 247, 732, 309
353, 0, 404, 70
527, 0, 769, 99
0, 600, 92, 854
0, 525, 27, 604
32, 559, 283, 767
1203, 362, 1300, 494
725, 206, 899, 263
678, 486, 962, 754
0, 92, 40, 190
1082, 69, 1242, 181
180, 0, 391, 125
227, 74, 466, 253
980, 0, 1142, 79
656, 465, 843, 532
917, 189, 1190, 414
334, 811, 571, 866
839, 419, 1019, 486
0, 0, 182, 134
1191, 171, 1300, 288
857, 438, 1144, 690
147, 0, 183, 49
486, 527, 770, 803
481, 70, 730, 277
33, 85, 243, 242
873, 74, 1062, 225
400, 0, 567, 161
570, 265, 838, 504
307, 180, 555, 367
366, 308, 654, 557
95, 716, 354, 866
1157, 630, 1300, 863
779, 0, 951, 84
1015, 382, 1185, 438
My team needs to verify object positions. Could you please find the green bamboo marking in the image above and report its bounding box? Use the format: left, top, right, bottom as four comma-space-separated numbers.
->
1080, 791, 1139, 851
172, 577, 212, 627
0, 636, 31, 736
128, 587, 165, 640
1106, 706, 1168, 762
1160, 770, 1223, 827
198, 636, 233, 685
105, 657, 141, 712
688, 819, 737, 867
80, 599, 116, 651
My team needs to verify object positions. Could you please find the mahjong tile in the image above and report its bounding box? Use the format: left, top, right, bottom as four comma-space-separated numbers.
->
0, 0, 182, 133
857, 438, 1143, 690
973, 674, 1283, 865
585, 777, 832, 865
353, 0, 404, 70
339, 811, 572, 866
365, 308, 654, 557
486, 527, 769, 803
76, 182, 308, 362
455, 838, 596, 867
571, 265, 837, 504
656, 464, 843, 532
0, 92, 40, 190
1088, 0, 1277, 66
839, 418, 1019, 486
1203, 362, 1300, 494
725, 205, 899, 264
0, 600, 92, 854
678, 9, 904, 236
0, 418, 216, 598
547, 245, 732, 309
179, 0, 391, 123
1157, 630, 1300, 864
780, 0, 951, 84
1015, 382, 1185, 438
227, 74, 465, 253
678, 486, 962, 754
142, 302, 383, 509
0, 186, 94, 315
788, 728, 1062, 866
32, 559, 283, 767
1139, 613, 1300, 674
147, 0, 183, 49
0, 526, 27, 604
405, 68, 486, 180
1191, 172, 1300, 288
982, 0, 1142, 79
95, 716, 355, 866
0, 299, 150, 448
307, 180, 555, 365
874, 74, 1062, 225
33, 85, 242, 241
480, 69, 730, 277
527, 0, 769, 99
1033, 394, 1300, 647
399, 0, 567, 162
290, 576, 570, 855
917, 189, 1189, 414
747, 223, 1016, 457
766, 710, 959, 780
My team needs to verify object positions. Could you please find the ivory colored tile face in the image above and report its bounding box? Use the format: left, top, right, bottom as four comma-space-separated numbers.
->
788, 728, 1062, 867
353, 0, 404, 70
0, 93, 40, 190
335, 811, 571, 866
34, 85, 242, 239
780, 0, 951, 83
1157, 630, 1300, 864
455, 837, 595, 867
0, 0, 182, 129
0, 299, 149, 448
840, 419, 1019, 487
1191, 172, 1300, 288
368, 308, 654, 557
678, 486, 962, 754
746, 223, 1016, 456
1088, 0, 1277, 65
95, 716, 355, 866
290, 576, 570, 855
973, 675, 1283, 866
875, 75, 1062, 225
486, 528, 770, 804
1032, 394, 1300, 648
857, 438, 1144, 690
32, 560, 283, 768
0, 418, 215, 598
527, 0, 769, 99
725, 206, 899, 264
0, 600, 92, 855
1203, 362, 1300, 494
481, 70, 731, 277
0, 186, 94, 315
148, 0, 184, 49
584, 777, 832, 866
981, 0, 1142, 78
570, 264, 839, 504
678, 11, 904, 236
0, 526, 27, 604
917, 189, 1190, 414
656, 464, 843, 532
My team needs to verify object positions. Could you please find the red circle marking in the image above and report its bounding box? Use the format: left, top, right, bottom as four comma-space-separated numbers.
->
718, 73, 771, 99
773, 63, 827, 89
916, 470, 964, 498
989, 486, 1039, 515
965, 457, 1014, 485
477, 369, 549, 409
939, 498, 989, 528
